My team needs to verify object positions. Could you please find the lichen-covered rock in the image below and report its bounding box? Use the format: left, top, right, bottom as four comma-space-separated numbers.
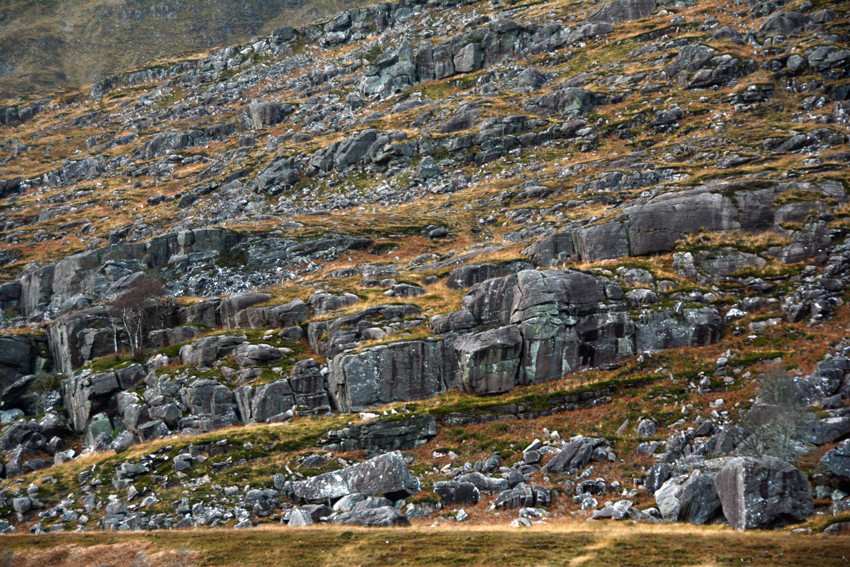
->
654, 469, 722, 524
333, 506, 410, 527
813, 439, 850, 491
713, 456, 812, 530
328, 339, 456, 412
454, 325, 523, 394
289, 451, 420, 503
434, 481, 480, 505
179, 335, 246, 366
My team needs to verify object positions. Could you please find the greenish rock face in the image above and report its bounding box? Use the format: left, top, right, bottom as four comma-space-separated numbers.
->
86, 412, 113, 445
454, 325, 523, 395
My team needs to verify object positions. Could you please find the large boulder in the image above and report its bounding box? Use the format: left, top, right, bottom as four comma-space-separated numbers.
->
445, 260, 533, 290
544, 436, 612, 473
713, 456, 812, 530
654, 470, 722, 524
250, 380, 296, 423
289, 451, 420, 503
248, 102, 293, 128
333, 506, 410, 527
588, 0, 656, 23
0, 335, 33, 390
813, 439, 850, 491
328, 339, 455, 412
507, 270, 634, 383
527, 86, 602, 116
434, 481, 480, 505
179, 335, 246, 367
220, 293, 272, 329
232, 299, 309, 329
309, 304, 422, 358
48, 307, 115, 375
454, 325, 523, 395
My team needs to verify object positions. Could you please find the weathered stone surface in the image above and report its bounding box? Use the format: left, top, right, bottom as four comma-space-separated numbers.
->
813, 439, 850, 490
48, 307, 114, 376
508, 270, 634, 383
0, 335, 33, 390
324, 415, 437, 453
655, 470, 722, 524
445, 260, 534, 290
636, 307, 723, 353
232, 299, 309, 329
333, 506, 410, 527
454, 325, 523, 395
527, 86, 602, 117
233, 344, 284, 367
544, 437, 611, 473
220, 293, 272, 329
250, 380, 296, 423
328, 339, 456, 412
588, 0, 655, 23
434, 481, 480, 505
714, 456, 812, 530
248, 102, 293, 128
289, 451, 420, 503
309, 304, 422, 359
179, 335, 246, 366
308, 293, 358, 315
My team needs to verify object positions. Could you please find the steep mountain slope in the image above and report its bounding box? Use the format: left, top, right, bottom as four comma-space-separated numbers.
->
0, 0, 361, 99
0, 0, 850, 548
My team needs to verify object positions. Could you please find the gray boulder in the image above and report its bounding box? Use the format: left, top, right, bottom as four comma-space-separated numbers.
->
249, 102, 293, 128
654, 469, 722, 524
445, 260, 533, 290
308, 293, 359, 315
0, 335, 33, 390
527, 86, 601, 117
328, 339, 455, 412
544, 437, 612, 473
714, 456, 812, 530
454, 326, 523, 395
289, 451, 420, 503
250, 380, 296, 423
233, 344, 284, 367
333, 506, 410, 527
813, 439, 850, 490
220, 293, 272, 329
179, 335, 246, 366
588, 0, 655, 23
434, 481, 480, 505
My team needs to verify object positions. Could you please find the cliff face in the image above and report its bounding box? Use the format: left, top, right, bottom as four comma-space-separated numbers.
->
0, 0, 848, 537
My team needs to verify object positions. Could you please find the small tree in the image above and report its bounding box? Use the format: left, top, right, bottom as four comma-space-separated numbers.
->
736, 368, 812, 462
108, 276, 169, 360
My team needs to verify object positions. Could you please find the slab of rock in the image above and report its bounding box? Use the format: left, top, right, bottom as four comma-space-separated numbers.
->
328, 339, 455, 412
434, 481, 480, 505
814, 439, 850, 490
179, 335, 246, 367
289, 451, 420, 504
333, 506, 410, 527
655, 469, 722, 524
714, 456, 812, 530
454, 325, 523, 395
544, 436, 611, 473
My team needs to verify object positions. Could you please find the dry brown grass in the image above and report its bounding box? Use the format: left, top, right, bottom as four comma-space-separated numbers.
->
2, 521, 849, 567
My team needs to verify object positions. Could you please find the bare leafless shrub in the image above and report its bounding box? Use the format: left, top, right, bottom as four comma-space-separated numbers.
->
736, 368, 812, 462
107, 276, 171, 360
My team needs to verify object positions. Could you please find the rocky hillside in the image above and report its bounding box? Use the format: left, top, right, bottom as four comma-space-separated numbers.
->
0, 0, 361, 99
1, 0, 850, 543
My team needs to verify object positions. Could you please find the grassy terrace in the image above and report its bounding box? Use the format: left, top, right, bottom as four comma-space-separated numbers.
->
2, 522, 849, 566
